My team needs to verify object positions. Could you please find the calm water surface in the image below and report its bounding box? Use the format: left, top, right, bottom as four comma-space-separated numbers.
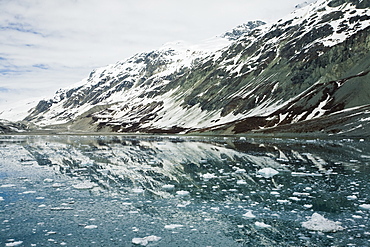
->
0, 135, 369, 246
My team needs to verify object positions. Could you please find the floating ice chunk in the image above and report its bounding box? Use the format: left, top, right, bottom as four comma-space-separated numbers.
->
5, 241, 23, 246
177, 201, 191, 208
43, 178, 54, 183
277, 199, 291, 204
0, 196, 4, 201
235, 168, 246, 173
243, 211, 256, 219
22, 191, 36, 194
50, 207, 74, 211
164, 224, 184, 229
132, 235, 161, 246
132, 188, 145, 193
347, 195, 358, 200
176, 190, 190, 196
162, 184, 175, 190
52, 183, 64, 188
1, 184, 16, 188
236, 180, 247, 185
201, 173, 217, 179
257, 168, 279, 178
72, 182, 96, 190
293, 192, 310, 197
359, 204, 370, 210
84, 225, 98, 229
255, 221, 271, 228
302, 213, 344, 232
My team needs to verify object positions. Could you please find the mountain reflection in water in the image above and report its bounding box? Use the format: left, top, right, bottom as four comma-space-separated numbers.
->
0, 135, 369, 246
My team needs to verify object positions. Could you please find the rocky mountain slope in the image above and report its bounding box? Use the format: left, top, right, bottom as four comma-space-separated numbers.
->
0, 120, 28, 134
24, 0, 370, 137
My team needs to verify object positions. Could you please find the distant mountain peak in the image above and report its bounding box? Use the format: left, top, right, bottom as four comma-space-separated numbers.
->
295, 0, 317, 9
221, 20, 266, 40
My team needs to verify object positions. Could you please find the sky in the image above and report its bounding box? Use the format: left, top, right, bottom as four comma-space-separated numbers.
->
0, 0, 309, 118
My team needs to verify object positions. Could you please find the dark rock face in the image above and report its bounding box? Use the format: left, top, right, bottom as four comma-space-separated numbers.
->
24, 0, 370, 137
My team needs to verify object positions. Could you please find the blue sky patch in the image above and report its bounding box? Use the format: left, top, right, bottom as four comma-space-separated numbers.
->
32, 64, 49, 70
0, 22, 44, 36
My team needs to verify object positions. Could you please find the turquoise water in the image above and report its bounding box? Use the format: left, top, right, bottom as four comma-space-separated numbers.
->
0, 135, 369, 246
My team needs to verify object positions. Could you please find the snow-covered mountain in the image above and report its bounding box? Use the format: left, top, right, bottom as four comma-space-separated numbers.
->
24, 0, 370, 137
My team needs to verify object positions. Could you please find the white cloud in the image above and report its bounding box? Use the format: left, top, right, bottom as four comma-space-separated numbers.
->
0, 0, 305, 117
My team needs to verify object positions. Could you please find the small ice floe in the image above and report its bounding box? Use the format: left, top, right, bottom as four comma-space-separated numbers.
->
84, 225, 98, 229
270, 191, 280, 196
1, 184, 16, 188
164, 224, 184, 230
347, 195, 358, 200
43, 178, 54, 183
257, 168, 279, 178
302, 213, 344, 232
46, 231, 57, 235
21, 191, 36, 194
243, 210, 256, 219
162, 184, 175, 190
289, 197, 301, 201
254, 221, 271, 228
359, 204, 370, 210
5, 240, 23, 246
128, 210, 139, 214
52, 183, 64, 188
177, 201, 191, 208
72, 182, 97, 190
0, 196, 4, 201
211, 207, 220, 212
292, 192, 310, 197
50, 207, 74, 211
234, 168, 246, 174
277, 199, 291, 204
132, 235, 161, 246
201, 173, 217, 180
132, 188, 145, 194
236, 180, 247, 185
176, 190, 190, 196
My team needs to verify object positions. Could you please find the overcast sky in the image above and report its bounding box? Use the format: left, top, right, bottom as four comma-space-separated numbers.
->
0, 0, 308, 115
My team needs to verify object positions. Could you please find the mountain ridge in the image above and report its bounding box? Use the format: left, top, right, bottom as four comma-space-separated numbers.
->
15, 0, 370, 137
